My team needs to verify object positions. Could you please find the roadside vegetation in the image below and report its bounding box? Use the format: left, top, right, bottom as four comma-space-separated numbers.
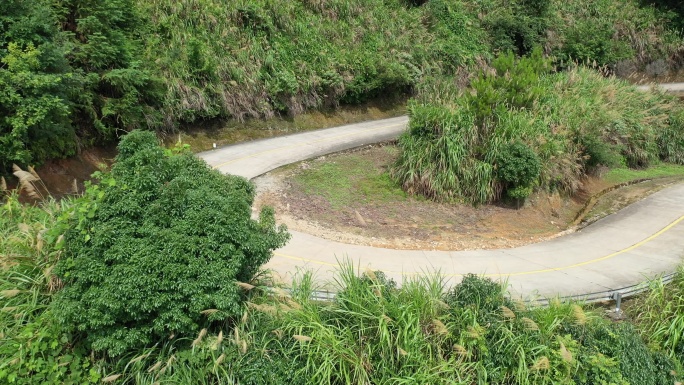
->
632, 267, 684, 359
2, 0, 684, 383
604, 164, 684, 184
2, 0, 683, 172
393, 50, 684, 204
2, 155, 683, 383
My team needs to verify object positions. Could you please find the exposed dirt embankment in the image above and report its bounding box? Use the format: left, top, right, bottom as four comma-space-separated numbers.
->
6, 147, 117, 201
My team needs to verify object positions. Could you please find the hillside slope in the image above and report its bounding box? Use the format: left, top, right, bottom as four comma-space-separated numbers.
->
0, 0, 682, 171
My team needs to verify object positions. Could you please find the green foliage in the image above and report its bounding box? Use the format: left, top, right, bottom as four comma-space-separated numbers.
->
2, 0, 684, 169
53, 0, 164, 138
484, 7, 547, 56
468, 48, 550, 122
478, 0, 553, 56
658, 108, 684, 164
258, 264, 475, 384
445, 273, 512, 322
0, 312, 101, 384
0, 0, 162, 171
139, 0, 484, 123
496, 142, 542, 200
1, 193, 683, 385
580, 134, 627, 169
393, 50, 552, 204
97, 332, 306, 384
424, 0, 491, 70
51, 130, 289, 356
558, 19, 634, 67
227, 268, 681, 385
647, 0, 684, 32
476, 0, 680, 69
631, 268, 684, 360
0, 194, 62, 339
572, 321, 680, 385
552, 0, 680, 68
0, 0, 76, 170
0, 194, 103, 383
0, 43, 75, 171
394, 51, 684, 204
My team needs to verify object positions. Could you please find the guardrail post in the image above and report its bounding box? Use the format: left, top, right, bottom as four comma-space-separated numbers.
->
613, 292, 622, 313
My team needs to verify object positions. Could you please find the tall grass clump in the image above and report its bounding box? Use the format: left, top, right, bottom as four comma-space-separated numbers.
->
138, 0, 488, 127
631, 267, 684, 360
258, 265, 477, 384
393, 49, 684, 205
0, 193, 60, 327
217, 264, 681, 384
0, 189, 106, 383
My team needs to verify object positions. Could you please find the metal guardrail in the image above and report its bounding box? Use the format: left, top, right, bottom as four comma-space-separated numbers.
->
532, 271, 678, 308
286, 271, 679, 307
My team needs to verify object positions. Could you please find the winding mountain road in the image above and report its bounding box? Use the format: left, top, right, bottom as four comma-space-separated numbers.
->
198, 88, 684, 301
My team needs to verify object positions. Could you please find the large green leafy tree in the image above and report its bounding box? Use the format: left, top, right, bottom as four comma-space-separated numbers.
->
0, 0, 76, 171
0, 0, 162, 172
51, 131, 290, 356
54, 0, 163, 138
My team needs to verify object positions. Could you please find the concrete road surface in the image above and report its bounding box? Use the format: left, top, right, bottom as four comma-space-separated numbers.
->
198, 105, 684, 301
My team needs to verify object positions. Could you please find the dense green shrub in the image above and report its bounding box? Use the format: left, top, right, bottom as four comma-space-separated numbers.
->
50, 131, 289, 356
0, 43, 75, 171
484, 9, 546, 56
571, 321, 680, 385
468, 49, 550, 122
496, 142, 542, 200
558, 19, 634, 67
0, 1, 76, 171
53, 0, 163, 138
445, 273, 513, 322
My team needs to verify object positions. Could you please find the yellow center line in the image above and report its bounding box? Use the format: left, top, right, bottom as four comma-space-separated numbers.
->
273, 214, 684, 278
211, 122, 406, 170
